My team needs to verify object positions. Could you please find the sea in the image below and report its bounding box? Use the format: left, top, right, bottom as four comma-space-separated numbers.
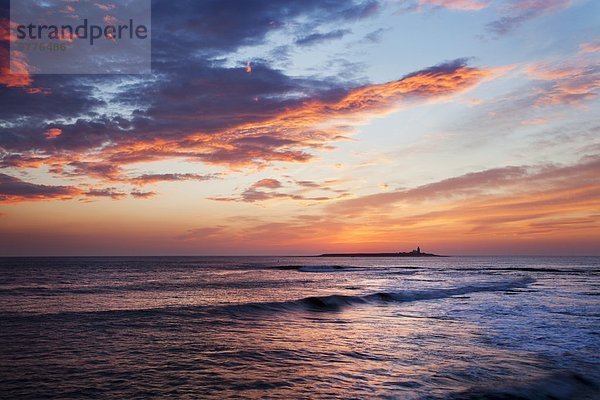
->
0, 256, 598, 399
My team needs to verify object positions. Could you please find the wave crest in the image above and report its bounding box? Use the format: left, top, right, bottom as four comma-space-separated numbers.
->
229, 277, 535, 314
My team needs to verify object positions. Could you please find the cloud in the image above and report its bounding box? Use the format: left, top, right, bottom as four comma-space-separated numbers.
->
94, 3, 116, 11
0, 172, 156, 203
0, 78, 106, 150
362, 28, 388, 43
393, 0, 570, 36
193, 59, 492, 167
0, 49, 32, 89
580, 40, 600, 54
295, 29, 352, 46
179, 226, 229, 240
253, 179, 283, 189
45, 128, 63, 140
210, 179, 290, 203
129, 173, 217, 186
83, 188, 127, 200
151, 0, 379, 54
211, 178, 350, 203
0, 16, 48, 91
0, 0, 381, 148
331, 155, 600, 215
296, 180, 322, 188
130, 190, 156, 199
0, 18, 33, 89
58, 161, 124, 181
393, 0, 490, 13
1, 57, 494, 188
0, 173, 79, 203
524, 61, 600, 106
329, 59, 491, 112
331, 166, 529, 214
0, 2, 495, 202
486, 0, 571, 36
210, 156, 599, 254
418, 0, 491, 11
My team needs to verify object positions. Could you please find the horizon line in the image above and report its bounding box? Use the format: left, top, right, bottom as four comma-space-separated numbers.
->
0, 254, 598, 258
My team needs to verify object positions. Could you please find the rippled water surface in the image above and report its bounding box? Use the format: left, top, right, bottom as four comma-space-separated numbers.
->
1, 256, 599, 399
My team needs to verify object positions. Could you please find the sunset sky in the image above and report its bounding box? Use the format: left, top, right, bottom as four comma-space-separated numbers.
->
0, 0, 599, 256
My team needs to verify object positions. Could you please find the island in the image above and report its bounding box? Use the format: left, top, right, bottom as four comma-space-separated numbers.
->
317, 247, 446, 257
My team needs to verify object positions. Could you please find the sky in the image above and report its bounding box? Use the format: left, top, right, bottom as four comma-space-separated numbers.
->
0, 0, 599, 256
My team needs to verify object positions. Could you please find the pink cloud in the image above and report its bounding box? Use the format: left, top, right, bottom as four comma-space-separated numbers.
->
580, 40, 600, 54
211, 178, 350, 203
94, 3, 116, 11
419, 0, 491, 11
253, 179, 283, 189
331, 156, 600, 215
524, 61, 600, 106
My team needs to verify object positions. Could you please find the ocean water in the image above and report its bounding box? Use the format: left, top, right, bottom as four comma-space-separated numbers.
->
0, 256, 598, 399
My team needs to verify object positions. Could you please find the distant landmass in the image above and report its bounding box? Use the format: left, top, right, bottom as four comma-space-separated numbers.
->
318, 247, 446, 257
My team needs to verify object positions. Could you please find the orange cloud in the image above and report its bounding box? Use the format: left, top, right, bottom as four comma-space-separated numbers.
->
0, 18, 12, 42
0, 24, 49, 92
1, 19, 32, 88
45, 128, 63, 140
3, 60, 496, 193
0, 49, 32, 88
167, 60, 494, 168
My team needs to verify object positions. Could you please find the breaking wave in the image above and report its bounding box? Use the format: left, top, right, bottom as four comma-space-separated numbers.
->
228, 277, 536, 314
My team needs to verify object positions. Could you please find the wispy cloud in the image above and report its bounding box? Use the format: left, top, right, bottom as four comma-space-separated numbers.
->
205, 156, 599, 253
579, 39, 600, 54
486, 0, 571, 36
524, 60, 600, 106
295, 29, 352, 46
211, 178, 350, 203
418, 0, 491, 11
130, 190, 157, 199
83, 188, 128, 200
129, 173, 218, 186
391, 0, 490, 14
